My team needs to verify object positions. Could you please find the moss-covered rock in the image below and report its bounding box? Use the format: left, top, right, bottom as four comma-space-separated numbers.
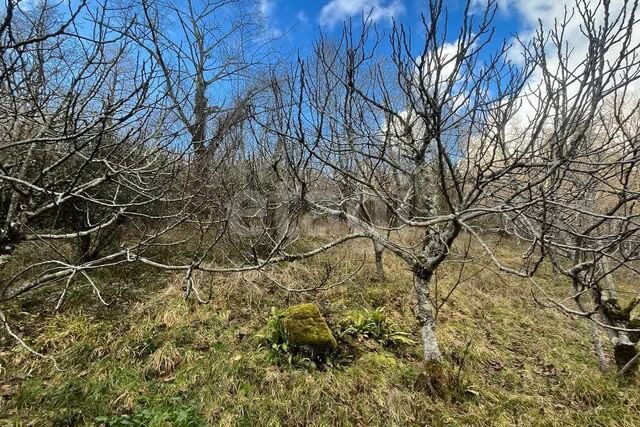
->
282, 303, 337, 352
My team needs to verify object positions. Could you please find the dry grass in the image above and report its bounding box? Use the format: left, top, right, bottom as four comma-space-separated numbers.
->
0, 231, 639, 426
146, 343, 183, 377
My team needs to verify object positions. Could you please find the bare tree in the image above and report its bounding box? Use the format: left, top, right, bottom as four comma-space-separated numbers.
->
126, 0, 269, 175
511, 0, 640, 374
262, 0, 640, 372
0, 0, 209, 311
263, 0, 531, 364
0, 0, 363, 359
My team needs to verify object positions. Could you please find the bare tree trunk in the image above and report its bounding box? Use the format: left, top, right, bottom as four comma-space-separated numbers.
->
598, 259, 638, 372
265, 189, 290, 251
591, 322, 608, 372
373, 240, 385, 282
415, 272, 442, 362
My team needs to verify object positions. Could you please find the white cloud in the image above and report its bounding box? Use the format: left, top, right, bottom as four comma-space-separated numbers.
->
417, 41, 460, 89
492, 0, 640, 123
319, 0, 404, 28
256, 0, 283, 40
258, 0, 275, 18
296, 11, 309, 23
384, 40, 466, 151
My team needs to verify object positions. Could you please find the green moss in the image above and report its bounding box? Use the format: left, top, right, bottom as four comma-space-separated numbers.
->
282, 303, 337, 351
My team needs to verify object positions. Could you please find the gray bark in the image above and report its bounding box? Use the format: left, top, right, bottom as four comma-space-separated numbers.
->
598, 259, 638, 371
415, 273, 442, 362
591, 322, 608, 372
373, 240, 385, 282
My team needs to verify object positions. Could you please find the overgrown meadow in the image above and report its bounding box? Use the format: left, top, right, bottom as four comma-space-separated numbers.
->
2, 232, 638, 426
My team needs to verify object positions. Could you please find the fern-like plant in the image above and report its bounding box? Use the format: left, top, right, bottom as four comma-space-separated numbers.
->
340, 308, 415, 348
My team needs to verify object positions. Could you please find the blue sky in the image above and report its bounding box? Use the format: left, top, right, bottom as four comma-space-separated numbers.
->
7, 0, 567, 61
259, 0, 529, 54
256, 0, 640, 122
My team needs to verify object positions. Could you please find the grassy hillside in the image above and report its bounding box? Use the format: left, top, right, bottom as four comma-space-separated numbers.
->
1, 236, 639, 426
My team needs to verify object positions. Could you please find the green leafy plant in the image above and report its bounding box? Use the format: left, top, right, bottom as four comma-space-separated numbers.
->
257, 307, 317, 370
339, 308, 415, 348
94, 403, 204, 427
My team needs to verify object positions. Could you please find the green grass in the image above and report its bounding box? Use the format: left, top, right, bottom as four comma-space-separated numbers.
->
1, 237, 639, 426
